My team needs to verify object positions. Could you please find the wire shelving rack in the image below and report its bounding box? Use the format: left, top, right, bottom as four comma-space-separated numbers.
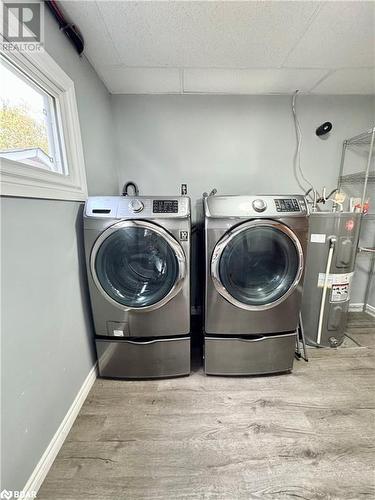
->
337, 126, 375, 314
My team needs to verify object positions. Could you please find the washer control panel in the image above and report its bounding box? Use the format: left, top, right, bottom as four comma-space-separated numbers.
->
153, 199, 179, 213
274, 198, 300, 212
252, 199, 267, 212
129, 199, 144, 213
85, 196, 190, 219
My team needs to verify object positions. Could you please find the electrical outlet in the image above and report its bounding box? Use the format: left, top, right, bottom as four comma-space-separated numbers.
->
181, 184, 187, 195
179, 230, 188, 241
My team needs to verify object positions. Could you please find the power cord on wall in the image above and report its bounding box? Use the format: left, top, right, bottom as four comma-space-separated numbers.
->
291, 90, 316, 194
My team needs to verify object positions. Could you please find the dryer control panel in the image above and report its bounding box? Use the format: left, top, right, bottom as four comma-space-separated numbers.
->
85, 196, 190, 219
274, 198, 301, 212
205, 195, 308, 218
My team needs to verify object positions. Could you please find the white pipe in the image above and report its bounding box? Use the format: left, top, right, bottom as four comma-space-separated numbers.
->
317, 237, 336, 344
325, 197, 343, 212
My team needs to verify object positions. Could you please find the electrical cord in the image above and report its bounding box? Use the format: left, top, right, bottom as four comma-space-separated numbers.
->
291, 90, 315, 193
344, 333, 362, 347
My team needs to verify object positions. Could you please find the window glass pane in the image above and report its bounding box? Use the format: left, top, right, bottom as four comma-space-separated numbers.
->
95, 227, 179, 308
219, 226, 299, 306
0, 57, 65, 173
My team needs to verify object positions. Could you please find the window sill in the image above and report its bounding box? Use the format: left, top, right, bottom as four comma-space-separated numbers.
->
1, 157, 87, 201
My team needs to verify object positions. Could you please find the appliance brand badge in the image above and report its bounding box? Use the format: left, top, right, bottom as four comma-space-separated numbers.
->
179, 231, 189, 241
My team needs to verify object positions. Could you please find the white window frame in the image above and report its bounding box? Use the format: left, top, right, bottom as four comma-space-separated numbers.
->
0, 49, 88, 201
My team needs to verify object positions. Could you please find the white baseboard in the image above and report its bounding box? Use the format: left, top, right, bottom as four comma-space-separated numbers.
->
349, 303, 375, 317
22, 363, 97, 496
349, 303, 364, 312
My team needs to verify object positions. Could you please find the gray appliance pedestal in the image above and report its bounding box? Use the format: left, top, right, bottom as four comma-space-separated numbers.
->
96, 337, 190, 379
204, 333, 296, 376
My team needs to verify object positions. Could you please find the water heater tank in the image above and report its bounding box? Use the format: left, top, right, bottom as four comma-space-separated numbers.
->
301, 212, 361, 347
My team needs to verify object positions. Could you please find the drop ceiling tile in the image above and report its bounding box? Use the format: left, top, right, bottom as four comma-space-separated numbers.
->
96, 67, 181, 94
284, 2, 375, 68
312, 68, 375, 95
60, 2, 121, 65
183, 68, 328, 94
96, 1, 321, 68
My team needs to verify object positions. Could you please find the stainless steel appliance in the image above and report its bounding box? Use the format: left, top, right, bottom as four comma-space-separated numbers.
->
204, 195, 309, 375
84, 196, 191, 378
301, 212, 361, 347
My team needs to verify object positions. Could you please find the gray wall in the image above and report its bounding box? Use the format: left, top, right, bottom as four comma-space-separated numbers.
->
1, 7, 118, 492
112, 94, 375, 307
112, 94, 374, 219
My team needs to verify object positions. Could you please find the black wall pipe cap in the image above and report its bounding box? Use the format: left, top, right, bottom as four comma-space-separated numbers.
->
316, 122, 333, 137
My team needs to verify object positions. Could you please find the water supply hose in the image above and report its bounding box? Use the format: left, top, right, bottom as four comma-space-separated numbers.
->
316, 236, 336, 344
122, 182, 139, 196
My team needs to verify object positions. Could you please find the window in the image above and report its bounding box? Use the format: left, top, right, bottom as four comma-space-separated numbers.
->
1, 57, 66, 173
0, 49, 87, 201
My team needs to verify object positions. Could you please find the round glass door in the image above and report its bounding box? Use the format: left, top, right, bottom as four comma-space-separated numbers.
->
93, 223, 183, 309
213, 222, 302, 309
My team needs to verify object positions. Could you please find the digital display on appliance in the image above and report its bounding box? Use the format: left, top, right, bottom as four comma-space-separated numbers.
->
153, 200, 178, 213
274, 198, 300, 212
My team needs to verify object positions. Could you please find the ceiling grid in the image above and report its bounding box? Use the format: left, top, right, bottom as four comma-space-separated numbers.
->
62, 1, 375, 95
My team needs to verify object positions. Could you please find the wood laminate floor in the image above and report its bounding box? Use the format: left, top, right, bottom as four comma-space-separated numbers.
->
38, 313, 375, 500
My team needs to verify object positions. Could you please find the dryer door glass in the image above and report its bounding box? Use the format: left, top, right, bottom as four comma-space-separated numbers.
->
95, 227, 179, 308
218, 225, 300, 307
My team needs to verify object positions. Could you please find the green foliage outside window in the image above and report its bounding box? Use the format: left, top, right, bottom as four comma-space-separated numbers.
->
0, 102, 49, 154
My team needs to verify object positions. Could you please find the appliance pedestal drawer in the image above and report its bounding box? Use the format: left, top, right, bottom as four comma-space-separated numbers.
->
204, 333, 296, 376
96, 337, 190, 379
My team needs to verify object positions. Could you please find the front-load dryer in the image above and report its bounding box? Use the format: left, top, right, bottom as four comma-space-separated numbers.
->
204, 195, 309, 376
84, 196, 191, 379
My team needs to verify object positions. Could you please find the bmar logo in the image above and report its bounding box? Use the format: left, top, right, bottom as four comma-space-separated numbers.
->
0, 490, 12, 500
0, 490, 36, 499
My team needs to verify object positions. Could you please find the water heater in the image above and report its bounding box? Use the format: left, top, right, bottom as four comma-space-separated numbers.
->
301, 212, 361, 347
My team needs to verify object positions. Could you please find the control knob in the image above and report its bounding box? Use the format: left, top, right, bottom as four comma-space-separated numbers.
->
252, 199, 267, 212
129, 199, 144, 213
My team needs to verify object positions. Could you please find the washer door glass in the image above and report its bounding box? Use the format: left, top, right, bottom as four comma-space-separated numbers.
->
95, 226, 180, 308
218, 225, 300, 306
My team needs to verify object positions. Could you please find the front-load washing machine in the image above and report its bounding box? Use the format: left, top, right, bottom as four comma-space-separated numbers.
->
84, 196, 191, 379
204, 195, 309, 375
